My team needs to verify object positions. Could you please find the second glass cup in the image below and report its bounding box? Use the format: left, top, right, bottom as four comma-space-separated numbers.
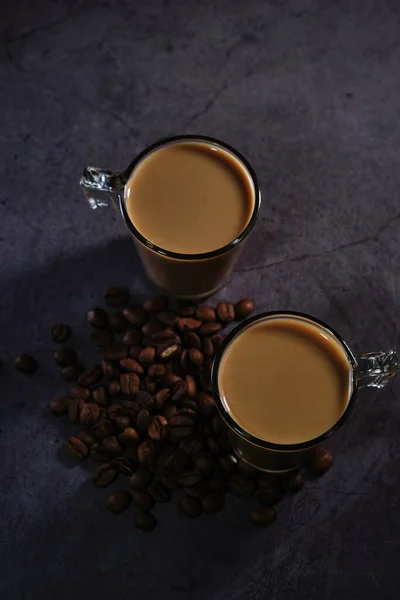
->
81, 135, 261, 299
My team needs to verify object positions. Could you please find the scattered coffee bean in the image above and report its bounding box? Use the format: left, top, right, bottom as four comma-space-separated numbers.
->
229, 473, 255, 496
157, 341, 181, 360
15, 353, 38, 374
80, 402, 100, 426
168, 414, 194, 438
109, 380, 121, 397
196, 305, 216, 322
54, 348, 78, 367
177, 469, 203, 486
51, 323, 71, 343
88, 307, 108, 329
234, 298, 255, 319
143, 294, 167, 313
111, 456, 135, 476
256, 486, 285, 505
66, 436, 89, 460
115, 415, 131, 431
199, 322, 222, 336
103, 344, 128, 360
138, 439, 157, 466
202, 490, 225, 514
311, 449, 333, 475
120, 372, 140, 395
166, 451, 187, 475
142, 319, 163, 337
196, 392, 216, 416
136, 408, 152, 433
120, 358, 144, 376
123, 304, 147, 326
148, 480, 171, 503
104, 285, 129, 307
92, 463, 118, 487
132, 490, 156, 511
62, 363, 84, 382
119, 427, 140, 447
177, 301, 196, 317
158, 311, 179, 327
202, 337, 214, 358
78, 365, 102, 386
101, 436, 123, 456
130, 468, 152, 490
71, 386, 92, 400
179, 496, 202, 518
177, 317, 202, 332
92, 386, 108, 407
194, 453, 214, 476
109, 311, 129, 332
107, 490, 132, 514
138, 346, 155, 366
50, 396, 70, 416
250, 506, 276, 527
148, 415, 168, 441
76, 428, 96, 449
216, 302, 235, 322
90, 445, 111, 463
284, 470, 305, 492
134, 510, 157, 531
122, 330, 142, 346
68, 398, 82, 423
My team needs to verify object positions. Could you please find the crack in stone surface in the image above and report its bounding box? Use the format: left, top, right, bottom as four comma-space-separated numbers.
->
183, 82, 228, 130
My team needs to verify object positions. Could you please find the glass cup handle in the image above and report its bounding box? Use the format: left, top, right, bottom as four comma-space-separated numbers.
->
356, 350, 399, 389
80, 166, 125, 209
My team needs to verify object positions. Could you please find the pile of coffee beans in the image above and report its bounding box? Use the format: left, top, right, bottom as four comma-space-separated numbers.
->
18, 286, 333, 531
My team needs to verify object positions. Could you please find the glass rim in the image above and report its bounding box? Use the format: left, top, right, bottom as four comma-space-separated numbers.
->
211, 310, 359, 452
118, 134, 261, 261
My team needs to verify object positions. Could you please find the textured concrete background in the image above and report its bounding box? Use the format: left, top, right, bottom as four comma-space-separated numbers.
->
1, 0, 400, 598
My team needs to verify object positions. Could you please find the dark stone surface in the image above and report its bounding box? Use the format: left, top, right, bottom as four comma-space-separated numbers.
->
1, 1, 400, 598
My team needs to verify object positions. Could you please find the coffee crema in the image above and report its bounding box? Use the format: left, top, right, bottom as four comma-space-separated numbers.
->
218, 316, 352, 445
125, 140, 255, 254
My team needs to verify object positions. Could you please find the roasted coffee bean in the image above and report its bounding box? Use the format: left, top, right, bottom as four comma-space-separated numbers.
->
177, 469, 203, 486
151, 449, 171, 475
103, 344, 128, 360
66, 436, 89, 460
62, 363, 84, 382
181, 398, 198, 412
178, 408, 197, 420
136, 408, 152, 433
91, 329, 114, 347
134, 510, 157, 531
183, 331, 201, 350
107, 490, 132, 514
194, 453, 214, 476
119, 400, 139, 418
148, 480, 171, 503
154, 388, 170, 411
88, 307, 108, 329
123, 446, 138, 462
15, 353, 39, 374
235, 298, 255, 319
206, 436, 221, 455
166, 451, 187, 475
109, 312, 129, 332
110, 456, 134, 476
171, 380, 188, 402
101, 359, 115, 380
49, 396, 70, 416
143, 377, 156, 394
130, 468, 152, 490
129, 345, 142, 359
256, 486, 285, 505
68, 398, 83, 423
168, 414, 194, 437
219, 454, 237, 474
147, 363, 167, 380
177, 317, 202, 332
135, 391, 154, 410
199, 322, 222, 336
179, 496, 202, 518
120, 372, 140, 395
122, 330, 142, 346
120, 358, 144, 376
138, 439, 157, 466
92, 463, 118, 487
157, 311, 179, 327
179, 437, 204, 457
90, 445, 111, 463
51, 323, 71, 343
80, 402, 100, 426
187, 348, 204, 369
148, 415, 168, 441
152, 328, 179, 345
196, 392, 216, 416
184, 375, 197, 398
202, 337, 214, 358
284, 470, 305, 492
160, 474, 181, 491
93, 418, 114, 441
123, 304, 147, 326
177, 301, 196, 317
211, 333, 224, 350
158, 341, 181, 360
119, 427, 140, 447
216, 302, 235, 322
78, 365, 102, 386
101, 436, 123, 456
202, 491, 225, 514
162, 372, 182, 389
104, 285, 129, 307
138, 346, 155, 366
141, 320, 162, 339
184, 481, 209, 499
132, 490, 155, 511
107, 403, 121, 421
250, 506, 276, 527
76, 428, 96, 449
143, 294, 167, 313
116, 415, 131, 431
229, 473, 255, 496
92, 386, 108, 407
108, 380, 121, 398
311, 450, 333, 475
54, 348, 77, 367
196, 305, 216, 322
71, 386, 91, 400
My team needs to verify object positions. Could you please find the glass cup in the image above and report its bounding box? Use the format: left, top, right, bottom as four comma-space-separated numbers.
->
80, 135, 261, 299
211, 311, 399, 472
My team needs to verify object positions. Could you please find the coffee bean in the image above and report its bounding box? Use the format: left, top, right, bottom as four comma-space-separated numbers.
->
92, 329, 114, 347
228, 473, 255, 496
90, 445, 111, 463
147, 363, 167, 380
54, 348, 77, 367
250, 506, 276, 527
71, 386, 92, 400
122, 330, 142, 346
311, 449, 333, 475
130, 468, 152, 490
104, 285, 129, 307
136, 409, 152, 433
119, 427, 140, 447
115, 415, 131, 431
135, 391, 154, 410
179, 496, 202, 518
196, 392, 216, 416
101, 436, 123, 456
156, 311, 178, 327
107, 490, 132, 514
66, 436, 89, 460
119, 400, 139, 418
166, 451, 187, 475
211, 333, 224, 350
160, 474, 181, 491
111, 456, 135, 476
120, 358, 144, 376
80, 402, 100, 426
129, 345, 142, 359
158, 341, 181, 360
143, 376, 157, 394
108, 380, 121, 398
138, 347, 155, 366
184, 480, 209, 499
154, 388, 170, 411
49, 396, 70, 416
142, 319, 163, 337
168, 414, 194, 438
199, 322, 222, 336
103, 344, 128, 360
15, 353, 38, 374
177, 317, 202, 332
123, 446, 138, 463
88, 307, 108, 329
134, 510, 157, 531
123, 304, 147, 326
179, 436, 204, 457
143, 294, 167, 313
206, 436, 221, 455
133, 490, 155, 511
68, 398, 83, 423
92, 386, 108, 407
216, 302, 235, 323
148, 415, 168, 441
92, 463, 118, 487
196, 306, 216, 322
177, 301, 196, 317
194, 453, 214, 476
148, 480, 171, 503
100, 359, 114, 380
202, 490, 225, 514
109, 312, 129, 332
62, 363, 84, 382
177, 469, 203, 486
256, 486, 285, 505
78, 365, 102, 386
171, 379, 188, 402
76, 428, 96, 448
183, 375, 196, 398
138, 440, 157, 466
152, 329, 180, 345
284, 470, 305, 493
234, 298, 255, 319
202, 337, 214, 358
188, 348, 204, 369
93, 419, 114, 441
51, 323, 71, 343
120, 372, 140, 395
